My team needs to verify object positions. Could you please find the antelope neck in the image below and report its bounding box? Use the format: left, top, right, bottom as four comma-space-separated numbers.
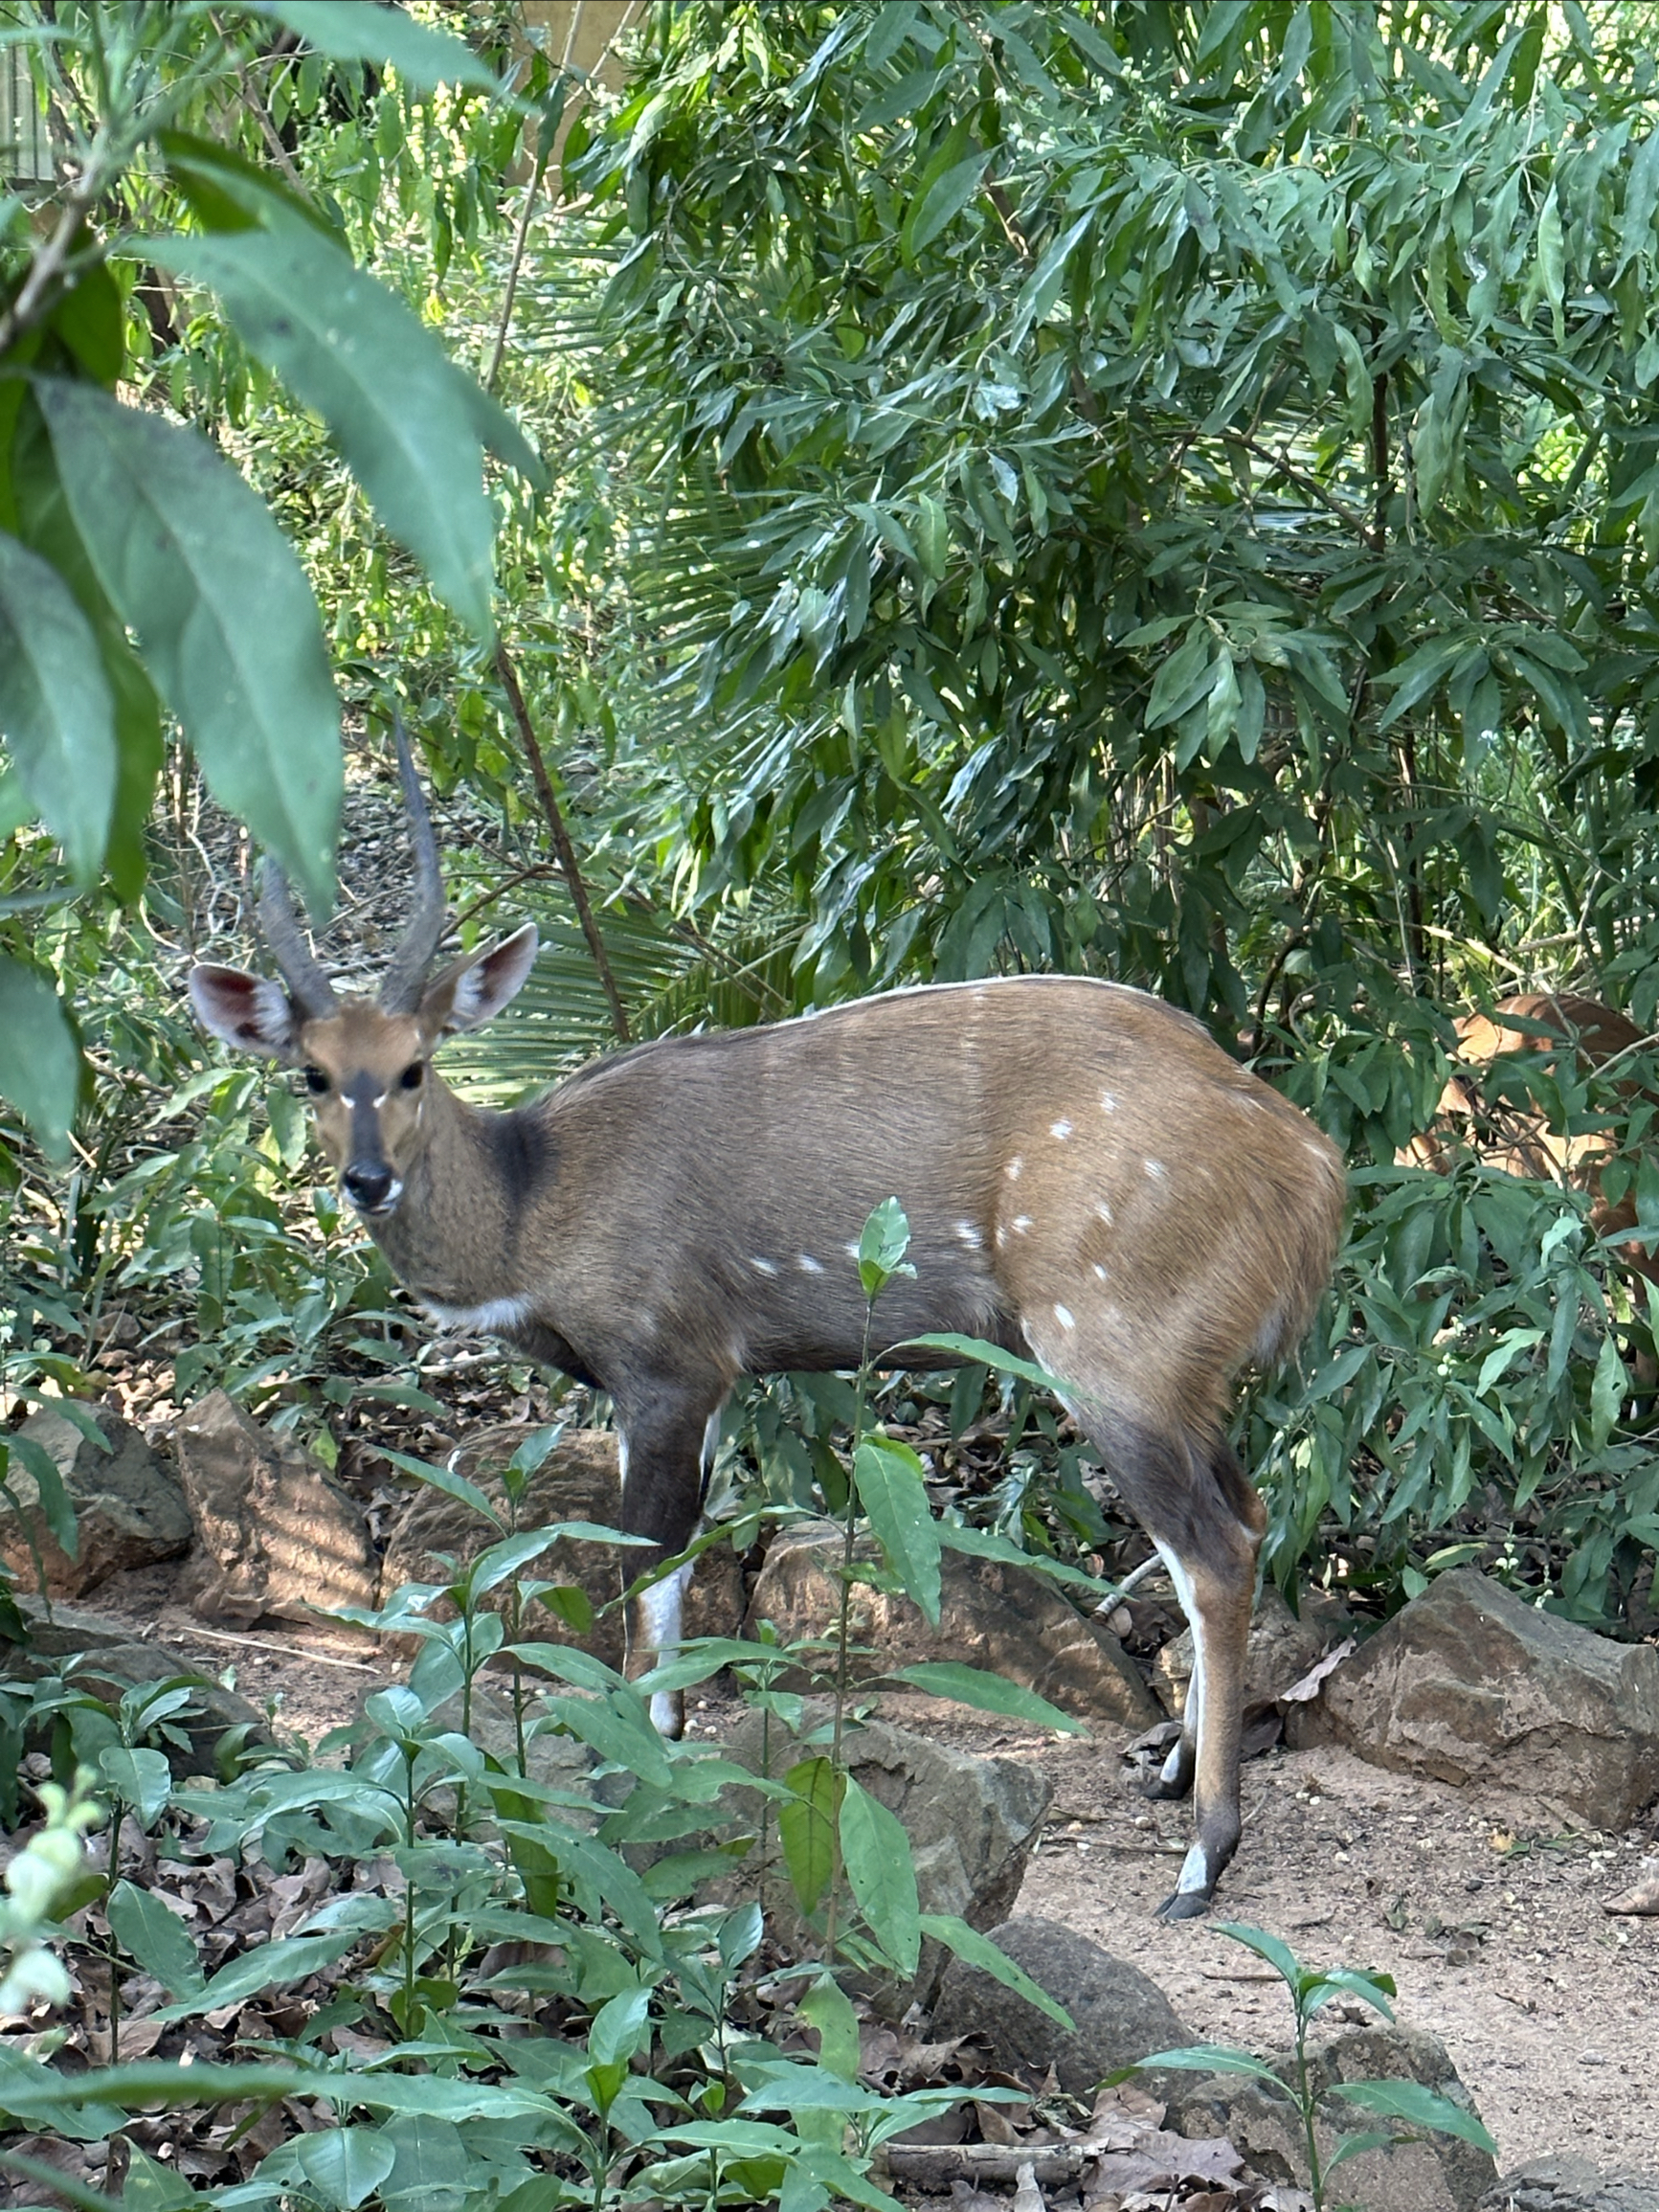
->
365, 1074, 553, 1312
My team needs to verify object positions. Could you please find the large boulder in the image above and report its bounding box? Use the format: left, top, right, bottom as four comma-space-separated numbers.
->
745, 1518, 1158, 1728
376, 1426, 745, 1666
173, 1391, 375, 1625
0, 1406, 191, 1597
1153, 1581, 1329, 1716
1165, 2022, 1497, 2212
1479, 2159, 1659, 2211
720, 1703, 1050, 2015
1288, 1569, 1659, 1830
930, 1914, 1192, 2097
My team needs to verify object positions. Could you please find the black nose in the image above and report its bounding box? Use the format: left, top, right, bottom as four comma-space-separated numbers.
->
343, 1162, 393, 1209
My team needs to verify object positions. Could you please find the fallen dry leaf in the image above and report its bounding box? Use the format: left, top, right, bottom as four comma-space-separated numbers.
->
1277, 1636, 1356, 1704
1603, 1858, 1659, 1915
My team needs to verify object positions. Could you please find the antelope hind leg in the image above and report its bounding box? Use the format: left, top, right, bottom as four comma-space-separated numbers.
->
615, 1388, 724, 1737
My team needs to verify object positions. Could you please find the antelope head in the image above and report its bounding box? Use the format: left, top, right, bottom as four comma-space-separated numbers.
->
189, 728, 538, 1216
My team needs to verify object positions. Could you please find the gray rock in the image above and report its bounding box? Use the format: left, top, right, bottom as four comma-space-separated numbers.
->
173, 1391, 375, 1625
377, 1425, 746, 1665
746, 1518, 1158, 1728
1154, 1581, 1330, 1716
0, 1406, 191, 1597
930, 1913, 1191, 2097
1165, 2022, 1496, 2212
721, 1703, 1050, 2015
3, 1597, 266, 1776
1287, 1569, 1659, 1830
1479, 2157, 1659, 2211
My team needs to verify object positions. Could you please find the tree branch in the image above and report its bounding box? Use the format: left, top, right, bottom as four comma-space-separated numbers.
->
494, 643, 631, 1043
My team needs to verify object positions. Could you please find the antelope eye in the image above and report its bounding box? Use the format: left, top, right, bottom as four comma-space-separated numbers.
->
400, 1061, 424, 1091
304, 1066, 330, 1095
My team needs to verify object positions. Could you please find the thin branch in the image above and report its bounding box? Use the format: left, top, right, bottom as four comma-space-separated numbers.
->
494, 643, 631, 1042
0, 150, 108, 357
483, 0, 639, 388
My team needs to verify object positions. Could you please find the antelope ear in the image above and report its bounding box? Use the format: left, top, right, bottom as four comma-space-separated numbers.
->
190, 965, 303, 1061
420, 923, 539, 1035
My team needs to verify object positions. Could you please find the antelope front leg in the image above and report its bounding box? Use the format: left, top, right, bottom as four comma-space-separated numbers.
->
614, 1386, 724, 1736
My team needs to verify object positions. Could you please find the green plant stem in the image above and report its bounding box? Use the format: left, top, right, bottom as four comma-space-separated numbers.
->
822, 1303, 875, 1967
1295, 2005, 1326, 2211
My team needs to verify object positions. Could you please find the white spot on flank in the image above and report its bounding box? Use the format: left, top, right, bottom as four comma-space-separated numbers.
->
1005, 1156, 1023, 1180
1100, 1090, 1117, 1113
797, 1253, 824, 1274
371, 1092, 388, 1110
1013, 1215, 1032, 1234
1053, 1303, 1076, 1330
1050, 1118, 1072, 1140
1093, 1263, 1109, 1280
844, 1240, 863, 1259
955, 1220, 983, 1249
750, 1256, 778, 1275
995, 1226, 1007, 1249
1094, 1199, 1113, 1225
424, 1294, 534, 1334
1144, 1159, 1168, 1181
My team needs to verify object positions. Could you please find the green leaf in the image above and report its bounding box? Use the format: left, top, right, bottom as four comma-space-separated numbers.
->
884, 1662, 1084, 1733
0, 530, 115, 881
903, 150, 987, 259
1591, 1328, 1625, 1451
858, 1195, 912, 1297
935, 1518, 1111, 1597
1129, 2043, 1286, 2084
149, 1930, 357, 2022
97, 1747, 171, 1830
34, 377, 341, 916
6, 1433, 78, 1556
146, 212, 507, 636
839, 1776, 920, 1975
291, 2128, 396, 2211
0, 955, 78, 1155
105, 1880, 204, 1998
545, 1690, 674, 1790
854, 1433, 941, 1623
799, 1974, 861, 2082
779, 1755, 840, 1915
1331, 2077, 1497, 2153
588, 1986, 651, 2067
374, 1445, 504, 1531
918, 1914, 1072, 2031
0, 2060, 309, 2121
898, 1332, 1064, 1390
1213, 1920, 1303, 1988
262, 0, 501, 90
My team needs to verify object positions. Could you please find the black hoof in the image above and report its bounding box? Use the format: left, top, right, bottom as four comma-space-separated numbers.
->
1136, 1770, 1194, 1803
1154, 1886, 1213, 1921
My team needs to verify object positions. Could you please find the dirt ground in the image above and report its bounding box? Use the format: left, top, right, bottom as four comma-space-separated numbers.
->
76, 1569, 1659, 2181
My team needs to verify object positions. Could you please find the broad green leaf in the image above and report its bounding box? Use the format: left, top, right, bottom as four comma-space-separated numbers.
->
0, 530, 115, 881
0, 2060, 309, 2120
884, 1661, 1084, 1733
853, 1433, 941, 1623
292, 2128, 396, 2211
588, 1986, 651, 2067
374, 1445, 504, 1531
779, 1755, 840, 1915
1213, 1920, 1302, 1989
1127, 2044, 1286, 2084
545, 1691, 673, 1790
935, 1517, 1112, 1597
97, 1747, 171, 1830
899, 1331, 1064, 1390
6, 1433, 78, 1556
1591, 1328, 1625, 1451
799, 1974, 861, 2082
262, 0, 501, 89
106, 1880, 204, 1998
919, 1914, 1073, 2030
903, 149, 987, 259
0, 955, 78, 1154
839, 1777, 920, 1975
34, 377, 341, 916
146, 213, 505, 636
858, 1194, 912, 1297
1331, 2077, 1497, 2152
149, 1930, 357, 2021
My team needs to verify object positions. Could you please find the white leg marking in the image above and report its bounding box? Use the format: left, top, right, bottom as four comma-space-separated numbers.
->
639, 1562, 693, 1735
1176, 1840, 1212, 1893
1155, 1539, 1204, 1782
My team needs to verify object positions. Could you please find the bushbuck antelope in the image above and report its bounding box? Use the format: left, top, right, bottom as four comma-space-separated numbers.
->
1399, 993, 1659, 1288
189, 739, 1345, 1918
